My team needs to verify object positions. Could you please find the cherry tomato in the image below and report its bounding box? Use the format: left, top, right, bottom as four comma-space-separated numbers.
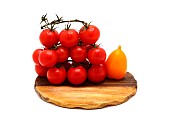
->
35, 64, 48, 77
79, 25, 100, 44
38, 50, 58, 67
87, 47, 106, 65
47, 67, 66, 84
55, 46, 69, 62
70, 45, 87, 62
32, 49, 43, 65
59, 29, 79, 47
67, 66, 87, 85
39, 29, 59, 48
88, 65, 106, 83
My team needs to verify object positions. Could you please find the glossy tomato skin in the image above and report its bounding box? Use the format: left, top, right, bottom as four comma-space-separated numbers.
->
35, 64, 48, 77
59, 29, 79, 47
70, 45, 87, 62
87, 47, 106, 65
67, 66, 87, 85
32, 49, 43, 65
38, 50, 58, 67
79, 25, 100, 44
47, 67, 66, 84
55, 46, 69, 62
39, 29, 59, 48
88, 65, 106, 83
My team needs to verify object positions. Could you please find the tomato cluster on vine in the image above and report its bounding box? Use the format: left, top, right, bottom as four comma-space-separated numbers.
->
32, 14, 107, 85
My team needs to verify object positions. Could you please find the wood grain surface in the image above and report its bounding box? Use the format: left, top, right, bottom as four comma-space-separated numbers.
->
34, 72, 137, 109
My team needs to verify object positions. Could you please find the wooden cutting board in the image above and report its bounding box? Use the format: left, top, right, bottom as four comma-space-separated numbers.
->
34, 72, 137, 109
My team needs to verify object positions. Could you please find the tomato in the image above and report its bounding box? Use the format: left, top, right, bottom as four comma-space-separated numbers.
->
59, 29, 79, 47
39, 29, 59, 48
35, 64, 48, 77
88, 65, 106, 83
32, 49, 43, 65
55, 46, 69, 62
79, 25, 100, 44
106, 45, 127, 80
38, 50, 58, 67
67, 66, 87, 85
47, 67, 66, 84
70, 45, 87, 62
87, 47, 106, 65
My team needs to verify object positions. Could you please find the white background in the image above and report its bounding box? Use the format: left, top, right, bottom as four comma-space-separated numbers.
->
0, 0, 170, 119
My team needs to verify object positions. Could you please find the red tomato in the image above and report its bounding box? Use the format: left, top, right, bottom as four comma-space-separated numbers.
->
87, 47, 106, 65
88, 65, 106, 82
38, 50, 58, 67
47, 67, 66, 84
79, 25, 100, 44
70, 45, 87, 62
39, 29, 59, 48
67, 66, 87, 85
59, 29, 79, 47
55, 46, 69, 62
35, 64, 48, 77
32, 49, 43, 65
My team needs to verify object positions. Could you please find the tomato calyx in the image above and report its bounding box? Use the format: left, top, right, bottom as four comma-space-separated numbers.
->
87, 43, 101, 50
77, 40, 84, 46
94, 43, 101, 48
65, 23, 71, 30
45, 42, 62, 50
50, 44, 59, 50
82, 21, 92, 30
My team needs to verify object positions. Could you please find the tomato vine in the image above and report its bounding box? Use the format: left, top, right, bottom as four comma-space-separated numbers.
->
40, 14, 90, 30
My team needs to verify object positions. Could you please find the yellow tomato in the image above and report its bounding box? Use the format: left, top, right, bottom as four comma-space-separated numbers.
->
106, 45, 127, 80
